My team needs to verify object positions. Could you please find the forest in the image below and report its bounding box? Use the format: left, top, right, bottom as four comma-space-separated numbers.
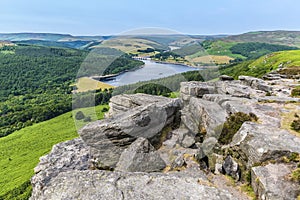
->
0, 45, 141, 137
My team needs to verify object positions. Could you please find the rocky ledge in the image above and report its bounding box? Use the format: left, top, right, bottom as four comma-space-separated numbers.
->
31, 76, 300, 200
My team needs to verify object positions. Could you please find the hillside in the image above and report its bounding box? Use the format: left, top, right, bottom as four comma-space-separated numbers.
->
0, 45, 140, 137
223, 30, 300, 47
220, 50, 300, 78
0, 105, 109, 199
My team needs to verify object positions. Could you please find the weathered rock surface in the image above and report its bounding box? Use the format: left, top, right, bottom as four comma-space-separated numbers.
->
116, 137, 166, 172
230, 122, 300, 167
31, 170, 236, 200
80, 96, 181, 169
251, 163, 300, 200
31, 76, 300, 200
31, 138, 91, 199
181, 97, 228, 139
107, 93, 180, 117
222, 156, 240, 181
239, 76, 273, 92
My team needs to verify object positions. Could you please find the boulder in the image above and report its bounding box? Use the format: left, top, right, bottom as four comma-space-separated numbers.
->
30, 170, 236, 200
222, 156, 240, 181
107, 93, 180, 117
219, 75, 234, 81
181, 97, 228, 139
31, 138, 91, 199
180, 81, 215, 101
115, 137, 166, 172
162, 128, 196, 148
79, 95, 181, 169
251, 163, 300, 200
215, 81, 251, 98
239, 76, 273, 92
230, 122, 300, 167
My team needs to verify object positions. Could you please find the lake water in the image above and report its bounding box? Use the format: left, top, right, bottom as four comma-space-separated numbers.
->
103, 60, 198, 86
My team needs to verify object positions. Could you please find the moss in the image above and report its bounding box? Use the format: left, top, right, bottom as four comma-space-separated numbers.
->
218, 112, 258, 145
291, 168, 300, 183
240, 183, 257, 200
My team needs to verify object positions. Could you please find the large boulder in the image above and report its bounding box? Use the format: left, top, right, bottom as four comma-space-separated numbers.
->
115, 137, 166, 172
181, 97, 228, 139
30, 170, 236, 200
107, 93, 180, 117
79, 95, 181, 169
229, 122, 300, 167
251, 163, 300, 200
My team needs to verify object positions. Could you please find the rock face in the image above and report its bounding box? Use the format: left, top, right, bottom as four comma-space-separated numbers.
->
230, 122, 300, 167
116, 137, 166, 172
79, 94, 181, 169
222, 156, 240, 181
251, 163, 300, 200
31, 75, 300, 200
31, 170, 236, 200
31, 138, 91, 199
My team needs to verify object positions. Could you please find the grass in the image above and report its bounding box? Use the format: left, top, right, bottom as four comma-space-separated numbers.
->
189, 55, 234, 65
100, 38, 165, 53
221, 50, 300, 78
205, 41, 246, 59
0, 104, 109, 197
75, 77, 114, 92
280, 103, 300, 137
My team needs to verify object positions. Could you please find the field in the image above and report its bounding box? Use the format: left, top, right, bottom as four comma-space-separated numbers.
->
75, 77, 115, 92
188, 55, 233, 65
100, 38, 166, 53
0, 104, 109, 197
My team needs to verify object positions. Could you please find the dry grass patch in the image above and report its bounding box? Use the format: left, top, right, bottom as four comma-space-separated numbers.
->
75, 77, 114, 92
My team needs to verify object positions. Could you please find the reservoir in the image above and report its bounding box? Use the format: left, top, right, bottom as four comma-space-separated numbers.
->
102, 60, 199, 86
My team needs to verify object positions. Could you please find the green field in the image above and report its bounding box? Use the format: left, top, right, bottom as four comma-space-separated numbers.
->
0, 104, 109, 198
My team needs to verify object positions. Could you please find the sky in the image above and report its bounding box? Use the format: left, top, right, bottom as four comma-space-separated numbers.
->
0, 0, 299, 35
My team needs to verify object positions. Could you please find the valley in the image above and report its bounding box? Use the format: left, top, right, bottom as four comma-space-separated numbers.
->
0, 30, 299, 199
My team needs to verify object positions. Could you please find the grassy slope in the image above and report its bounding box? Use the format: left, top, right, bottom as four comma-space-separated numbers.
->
0, 104, 109, 196
221, 50, 300, 78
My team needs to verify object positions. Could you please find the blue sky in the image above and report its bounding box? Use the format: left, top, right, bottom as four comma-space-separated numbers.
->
0, 0, 299, 35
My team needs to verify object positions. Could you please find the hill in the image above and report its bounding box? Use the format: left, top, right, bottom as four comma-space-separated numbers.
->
223, 30, 300, 47
220, 50, 300, 78
0, 105, 109, 199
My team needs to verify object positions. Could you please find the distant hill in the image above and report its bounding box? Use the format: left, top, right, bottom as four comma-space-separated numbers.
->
223, 31, 300, 47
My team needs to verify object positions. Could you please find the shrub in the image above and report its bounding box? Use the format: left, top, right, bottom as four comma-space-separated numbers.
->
101, 107, 109, 112
291, 87, 300, 97
218, 112, 258, 145
83, 116, 92, 122
291, 118, 300, 132
75, 111, 85, 120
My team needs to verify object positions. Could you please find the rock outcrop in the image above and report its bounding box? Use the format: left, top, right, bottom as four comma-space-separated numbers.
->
31, 75, 300, 200
79, 94, 181, 169
115, 137, 166, 172
229, 122, 300, 167
251, 163, 300, 200
31, 170, 235, 200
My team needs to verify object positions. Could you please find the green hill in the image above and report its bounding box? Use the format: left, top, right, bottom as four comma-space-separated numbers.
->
220, 50, 300, 78
0, 105, 109, 199
223, 31, 300, 47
